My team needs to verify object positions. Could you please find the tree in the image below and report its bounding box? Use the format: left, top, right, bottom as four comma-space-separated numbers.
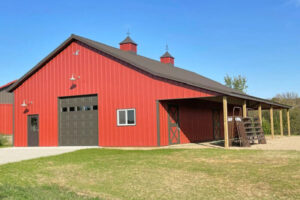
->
261, 92, 300, 135
273, 92, 299, 107
224, 74, 248, 93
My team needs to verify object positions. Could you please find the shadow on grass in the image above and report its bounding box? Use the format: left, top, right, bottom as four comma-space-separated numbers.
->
0, 184, 99, 200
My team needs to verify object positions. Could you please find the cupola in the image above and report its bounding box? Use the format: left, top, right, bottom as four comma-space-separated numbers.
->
119, 36, 137, 54
160, 51, 174, 65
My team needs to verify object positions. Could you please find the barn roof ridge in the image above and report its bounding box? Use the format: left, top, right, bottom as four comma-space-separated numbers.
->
7, 34, 291, 109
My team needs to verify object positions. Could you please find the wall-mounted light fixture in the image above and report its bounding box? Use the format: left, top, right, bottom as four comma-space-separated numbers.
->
21, 100, 33, 107
69, 74, 80, 90
70, 74, 80, 81
73, 50, 80, 56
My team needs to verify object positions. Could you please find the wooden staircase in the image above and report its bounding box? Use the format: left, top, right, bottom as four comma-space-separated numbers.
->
235, 117, 266, 147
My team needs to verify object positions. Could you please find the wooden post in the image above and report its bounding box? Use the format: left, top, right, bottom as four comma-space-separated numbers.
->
270, 106, 274, 139
279, 109, 283, 137
258, 104, 262, 126
287, 109, 291, 136
223, 96, 229, 148
243, 100, 247, 118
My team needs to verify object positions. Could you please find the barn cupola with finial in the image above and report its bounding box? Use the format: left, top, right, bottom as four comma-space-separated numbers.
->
119, 32, 137, 54
160, 45, 174, 65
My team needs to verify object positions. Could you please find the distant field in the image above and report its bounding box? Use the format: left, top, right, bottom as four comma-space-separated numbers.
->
0, 148, 299, 200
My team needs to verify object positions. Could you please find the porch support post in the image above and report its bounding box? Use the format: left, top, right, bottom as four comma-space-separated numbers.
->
270, 106, 274, 139
279, 109, 283, 137
287, 109, 291, 136
223, 96, 229, 148
258, 104, 262, 125
243, 100, 247, 118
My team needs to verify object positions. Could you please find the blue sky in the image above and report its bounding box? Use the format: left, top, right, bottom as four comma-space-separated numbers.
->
0, 0, 299, 98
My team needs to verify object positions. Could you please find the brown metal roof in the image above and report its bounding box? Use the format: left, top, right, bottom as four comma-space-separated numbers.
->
160, 51, 174, 58
0, 80, 17, 92
7, 34, 291, 109
0, 81, 15, 104
119, 36, 137, 45
0, 91, 13, 104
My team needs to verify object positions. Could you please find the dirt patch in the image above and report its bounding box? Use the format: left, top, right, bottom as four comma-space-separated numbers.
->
231, 136, 300, 151
106, 136, 300, 151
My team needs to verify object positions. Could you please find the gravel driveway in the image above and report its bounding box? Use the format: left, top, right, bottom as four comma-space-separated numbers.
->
241, 136, 300, 151
107, 136, 300, 151
0, 147, 97, 165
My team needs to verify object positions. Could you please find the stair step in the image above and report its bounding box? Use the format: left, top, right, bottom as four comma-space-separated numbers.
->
234, 116, 267, 147
245, 131, 264, 134
244, 126, 261, 130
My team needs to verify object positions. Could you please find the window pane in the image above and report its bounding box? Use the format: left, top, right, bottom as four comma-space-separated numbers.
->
70, 107, 75, 112
31, 118, 38, 131
118, 110, 126, 125
127, 110, 135, 124
77, 106, 82, 111
93, 105, 98, 110
62, 107, 68, 112
84, 106, 91, 111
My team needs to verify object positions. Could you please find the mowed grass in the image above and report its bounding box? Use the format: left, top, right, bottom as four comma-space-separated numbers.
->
0, 149, 299, 200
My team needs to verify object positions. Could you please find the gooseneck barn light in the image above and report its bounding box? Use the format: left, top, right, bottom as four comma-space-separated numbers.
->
70, 74, 80, 81
21, 100, 33, 107
21, 100, 27, 107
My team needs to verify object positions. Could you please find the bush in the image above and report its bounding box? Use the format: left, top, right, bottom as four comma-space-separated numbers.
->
0, 134, 9, 146
262, 118, 271, 134
290, 108, 300, 135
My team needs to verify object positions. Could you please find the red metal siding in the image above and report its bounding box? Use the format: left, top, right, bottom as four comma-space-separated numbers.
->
119, 43, 137, 53
159, 100, 224, 146
160, 57, 174, 65
14, 41, 217, 147
0, 104, 13, 135
179, 102, 214, 143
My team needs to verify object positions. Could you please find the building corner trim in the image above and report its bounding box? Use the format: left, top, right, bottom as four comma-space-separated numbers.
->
12, 92, 15, 146
156, 100, 160, 146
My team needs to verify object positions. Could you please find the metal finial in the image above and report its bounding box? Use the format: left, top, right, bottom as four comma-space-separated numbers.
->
166, 44, 169, 52
127, 29, 130, 36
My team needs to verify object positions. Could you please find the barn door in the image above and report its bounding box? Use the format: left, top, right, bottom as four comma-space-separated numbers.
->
212, 109, 221, 140
27, 115, 39, 146
59, 95, 99, 146
168, 104, 180, 145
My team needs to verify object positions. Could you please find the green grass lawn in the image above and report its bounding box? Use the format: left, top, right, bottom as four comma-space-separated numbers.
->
0, 149, 299, 200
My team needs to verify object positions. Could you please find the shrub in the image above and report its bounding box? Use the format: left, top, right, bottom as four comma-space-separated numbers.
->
0, 134, 8, 146
262, 118, 271, 135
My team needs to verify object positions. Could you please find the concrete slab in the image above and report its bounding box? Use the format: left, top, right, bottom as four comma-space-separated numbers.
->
0, 146, 98, 165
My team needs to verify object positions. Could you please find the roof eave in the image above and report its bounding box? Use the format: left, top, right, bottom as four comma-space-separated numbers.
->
8, 35, 75, 92
8, 34, 292, 110
0, 80, 17, 91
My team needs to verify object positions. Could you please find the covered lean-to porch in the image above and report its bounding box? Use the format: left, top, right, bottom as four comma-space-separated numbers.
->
156, 94, 292, 148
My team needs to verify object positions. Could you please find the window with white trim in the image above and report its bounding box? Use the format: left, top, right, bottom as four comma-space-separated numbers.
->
117, 109, 136, 126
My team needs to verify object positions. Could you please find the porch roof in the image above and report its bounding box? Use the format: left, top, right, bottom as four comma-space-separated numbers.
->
158, 95, 290, 110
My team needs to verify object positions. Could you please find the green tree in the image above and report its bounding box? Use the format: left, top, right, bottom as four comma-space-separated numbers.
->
224, 74, 248, 93
261, 92, 300, 135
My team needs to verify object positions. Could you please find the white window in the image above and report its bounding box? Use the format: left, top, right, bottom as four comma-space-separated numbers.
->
117, 109, 136, 126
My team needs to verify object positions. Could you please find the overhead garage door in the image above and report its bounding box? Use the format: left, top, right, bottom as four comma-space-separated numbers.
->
58, 95, 98, 146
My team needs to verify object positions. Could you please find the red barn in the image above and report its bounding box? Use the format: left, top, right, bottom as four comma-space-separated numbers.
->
0, 81, 15, 136
6, 34, 290, 147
